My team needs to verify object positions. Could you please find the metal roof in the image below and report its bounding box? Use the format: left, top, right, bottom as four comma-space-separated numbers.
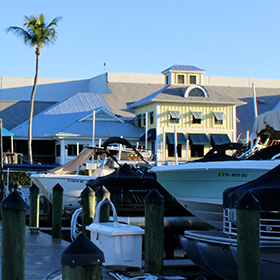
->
127, 85, 246, 109
162, 65, 206, 73
0, 101, 56, 130
59, 120, 144, 139
11, 92, 113, 137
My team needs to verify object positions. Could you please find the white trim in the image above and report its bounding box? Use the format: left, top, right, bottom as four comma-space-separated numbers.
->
79, 107, 124, 123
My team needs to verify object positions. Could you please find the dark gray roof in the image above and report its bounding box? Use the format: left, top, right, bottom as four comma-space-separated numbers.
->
128, 85, 246, 109
0, 101, 56, 130
162, 65, 205, 73
104, 82, 280, 139
104, 83, 164, 117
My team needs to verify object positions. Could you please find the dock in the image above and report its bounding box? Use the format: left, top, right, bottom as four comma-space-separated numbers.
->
0, 221, 118, 280
0, 220, 223, 280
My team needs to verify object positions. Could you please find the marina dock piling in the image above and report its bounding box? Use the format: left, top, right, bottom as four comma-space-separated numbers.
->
61, 233, 104, 280
96, 186, 111, 222
236, 191, 261, 280
52, 183, 63, 239
1, 190, 27, 280
81, 186, 96, 238
29, 183, 40, 233
144, 189, 164, 275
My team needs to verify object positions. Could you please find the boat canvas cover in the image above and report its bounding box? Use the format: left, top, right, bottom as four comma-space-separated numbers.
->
223, 164, 280, 210
253, 109, 280, 138
49, 148, 95, 174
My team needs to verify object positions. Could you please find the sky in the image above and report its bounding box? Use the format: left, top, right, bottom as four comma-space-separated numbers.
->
1, 0, 280, 80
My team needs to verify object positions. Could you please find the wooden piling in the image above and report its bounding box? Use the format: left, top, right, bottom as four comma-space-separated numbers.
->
1, 190, 27, 280
61, 233, 104, 280
29, 184, 40, 233
96, 186, 110, 222
144, 189, 164, 275
52, 183, 63, 239
236, 191, 261, 280
81, 186, 96, 238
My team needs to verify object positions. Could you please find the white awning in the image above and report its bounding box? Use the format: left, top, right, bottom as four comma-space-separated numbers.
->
169, 110, 183, 119
191, 111, 205, 119
213, 111, 227, 120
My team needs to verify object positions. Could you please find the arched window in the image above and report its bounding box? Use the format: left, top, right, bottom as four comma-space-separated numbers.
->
184, 85, 208, 97
189, 88, 205, 97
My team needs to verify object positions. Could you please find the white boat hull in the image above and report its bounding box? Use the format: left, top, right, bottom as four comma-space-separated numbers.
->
31, 173, 96, 206
150, 160, 280, 229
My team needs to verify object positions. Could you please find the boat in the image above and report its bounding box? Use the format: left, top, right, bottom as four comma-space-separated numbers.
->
31, 137, 153, 206
180, 164, 280, 280
86, 162, 190, 217
149, 109, 280, 229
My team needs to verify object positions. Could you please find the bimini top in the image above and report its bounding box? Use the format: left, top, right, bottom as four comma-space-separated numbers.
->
223, 164, 280, 211
252, 109, 280, 139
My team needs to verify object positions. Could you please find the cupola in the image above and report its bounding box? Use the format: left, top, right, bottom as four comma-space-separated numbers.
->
162, 65, 206, 85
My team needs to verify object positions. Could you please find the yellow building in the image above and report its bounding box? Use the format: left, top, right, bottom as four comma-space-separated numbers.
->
128, 65, 245, 163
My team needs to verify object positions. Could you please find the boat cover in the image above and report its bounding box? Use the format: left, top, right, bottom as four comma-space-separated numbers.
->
252, 109, 280, 139
223, 163, 280, 210
49, 147, 96, 174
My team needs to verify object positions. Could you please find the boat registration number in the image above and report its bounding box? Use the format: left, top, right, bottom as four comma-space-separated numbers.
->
218, 173, 248, 178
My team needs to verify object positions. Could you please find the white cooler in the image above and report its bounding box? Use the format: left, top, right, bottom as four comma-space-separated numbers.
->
86, 222, 144, 268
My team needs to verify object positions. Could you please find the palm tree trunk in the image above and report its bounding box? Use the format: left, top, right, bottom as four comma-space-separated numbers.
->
28, 48, 40, 164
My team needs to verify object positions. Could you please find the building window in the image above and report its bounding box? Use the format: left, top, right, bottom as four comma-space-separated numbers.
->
68, 144, 83, 156
142, 113, 146, 126
166, 75, 170, 84
191, 111, 205, 124
167, 144, 182, 157
190, 145, 204, 157
56, 145, 61, 157
190, 75, 197, 84
213, 112, 227, 125
178, 75, 185, 84
189, 88, 204, 97
136, 114, 141, 127
169, 110, 183, 124
149, 111, 154, 124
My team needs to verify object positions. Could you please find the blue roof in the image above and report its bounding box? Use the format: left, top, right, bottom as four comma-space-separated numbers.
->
162, 65, 205, 73
2, 127, 13, 137
60, 119, 144, 138
11, 92, 112, 137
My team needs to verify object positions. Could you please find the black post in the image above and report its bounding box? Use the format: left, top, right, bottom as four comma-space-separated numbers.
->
144, 189, 164, 275
235, 191, 261, 280
29, 184, 40, 233
1, 191, 27, 280
61, 233, 104, 280
52, 183, 63, 239
81, 186, 96, 238
96, 186, 110, 222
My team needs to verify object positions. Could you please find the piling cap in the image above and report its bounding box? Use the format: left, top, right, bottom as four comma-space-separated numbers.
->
144, 189, 164, 203
1, 190, 27, 211
61, 233, 105, 266
29, 184, 39, 192
81, 186, 95, 197
95, 185, 110, 197
235, 191, 262, 210
53, 183, 63, 192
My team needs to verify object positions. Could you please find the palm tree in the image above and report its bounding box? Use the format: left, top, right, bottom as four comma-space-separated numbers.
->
6, 14, 61, 164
